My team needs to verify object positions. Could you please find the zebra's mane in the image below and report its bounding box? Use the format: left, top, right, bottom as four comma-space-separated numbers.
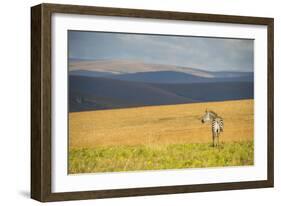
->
208, 110, 218, 117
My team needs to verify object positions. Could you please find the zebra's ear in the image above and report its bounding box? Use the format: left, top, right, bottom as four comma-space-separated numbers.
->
205, 108, 208, 112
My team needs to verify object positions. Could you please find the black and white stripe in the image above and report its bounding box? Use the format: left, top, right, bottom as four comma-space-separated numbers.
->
201, 110, 224, 147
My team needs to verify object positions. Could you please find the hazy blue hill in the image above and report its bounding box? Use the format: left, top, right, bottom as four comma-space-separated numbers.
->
70, 70, 253, 84
69, 70, 112, 77
69, 59, 254, 83
213, 71, 254, 81
151, 82, 253, 102
69, 75, 254, 112
107, 71, 208, 84
108, 71, 254, 83
213, 71, 253, 78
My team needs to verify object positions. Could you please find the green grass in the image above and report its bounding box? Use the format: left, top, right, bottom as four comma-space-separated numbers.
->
69, 141, 254, 174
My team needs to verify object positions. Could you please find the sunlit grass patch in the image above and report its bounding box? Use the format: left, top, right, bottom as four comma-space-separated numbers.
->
69, 141, 254, 174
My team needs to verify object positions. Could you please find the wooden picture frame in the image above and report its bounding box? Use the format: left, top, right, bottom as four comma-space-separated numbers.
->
31, 3, 274, 202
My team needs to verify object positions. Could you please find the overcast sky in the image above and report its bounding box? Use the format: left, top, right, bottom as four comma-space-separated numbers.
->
68, 30, 254, 72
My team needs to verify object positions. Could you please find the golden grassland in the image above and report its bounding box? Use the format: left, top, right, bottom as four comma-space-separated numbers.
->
69, 99, 253, 148
69, 99, 254, 173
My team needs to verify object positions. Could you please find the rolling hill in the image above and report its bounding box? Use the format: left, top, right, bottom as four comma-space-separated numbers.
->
68, 59, 253, 112
69, 75, 253, 112
69, 76, 195, 112
69, 70, 253, 84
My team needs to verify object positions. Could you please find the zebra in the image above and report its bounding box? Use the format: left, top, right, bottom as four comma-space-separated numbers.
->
201, 109, 224, 147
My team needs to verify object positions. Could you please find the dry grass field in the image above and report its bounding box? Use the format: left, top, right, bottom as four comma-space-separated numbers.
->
69, 99, 254, 173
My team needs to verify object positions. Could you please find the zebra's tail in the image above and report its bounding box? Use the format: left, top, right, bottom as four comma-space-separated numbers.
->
220, 122, 224, 132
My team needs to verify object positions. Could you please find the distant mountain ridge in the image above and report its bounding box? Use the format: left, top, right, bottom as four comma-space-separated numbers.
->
69, 70, 253, 84
69, 59, 216, 77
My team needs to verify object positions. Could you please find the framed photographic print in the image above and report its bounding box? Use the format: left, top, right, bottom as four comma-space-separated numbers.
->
31, 3, 274, 202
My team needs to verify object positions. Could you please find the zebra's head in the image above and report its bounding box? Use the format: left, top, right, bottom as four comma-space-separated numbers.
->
201, 109, 216, 123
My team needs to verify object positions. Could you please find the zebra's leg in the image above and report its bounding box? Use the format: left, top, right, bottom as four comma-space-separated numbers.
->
215, 132, 219, 147
215, 134, 218, 147
213, 132, 216, 147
